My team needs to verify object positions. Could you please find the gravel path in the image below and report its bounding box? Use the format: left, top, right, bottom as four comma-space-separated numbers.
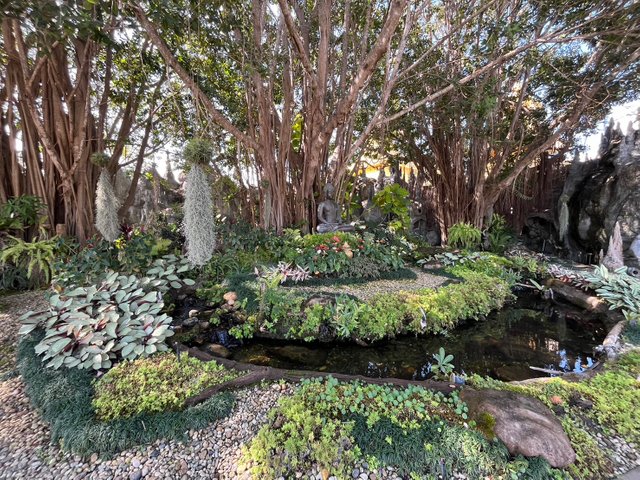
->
287, 268, 448, 301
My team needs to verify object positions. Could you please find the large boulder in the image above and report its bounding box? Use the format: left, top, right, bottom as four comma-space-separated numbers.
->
460, 389, 576, 468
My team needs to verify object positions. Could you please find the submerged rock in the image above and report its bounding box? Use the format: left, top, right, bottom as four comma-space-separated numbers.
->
461, 388, 576, 468
271, 345, 328, 367
204, 343, 231, 358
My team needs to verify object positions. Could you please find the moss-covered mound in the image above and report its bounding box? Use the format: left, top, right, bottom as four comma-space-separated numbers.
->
17, 332, 235, 456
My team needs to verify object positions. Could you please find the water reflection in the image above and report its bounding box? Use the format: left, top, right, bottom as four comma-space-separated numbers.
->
229, 293, 607, 382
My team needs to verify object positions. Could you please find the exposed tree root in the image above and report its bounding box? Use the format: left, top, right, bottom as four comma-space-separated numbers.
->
178, 344, 458, 407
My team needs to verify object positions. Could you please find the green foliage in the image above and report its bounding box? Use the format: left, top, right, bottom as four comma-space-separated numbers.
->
17, 332, 234, 456
0, 195, 46, 232
204, 252, 243, 283
373, 184, 411, 232
431, 347, 455, 379
0, 236, 64, 286
244, 378, 561, 479
19, 255, 195, 370
583, 265, 640, 322
447, 222, 482, 249
485, 214, 512, 254
285, 232, 404, 279
54, 231, 181, 288
183, 137, 214, 166
239, 262, 511, 342
93, 352, 240, 420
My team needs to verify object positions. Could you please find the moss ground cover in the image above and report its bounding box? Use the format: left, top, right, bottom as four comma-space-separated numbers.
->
470, 351, 640, 479
17, 332, 235, 456
93, 352, 242, 420
242, 377, 564, 479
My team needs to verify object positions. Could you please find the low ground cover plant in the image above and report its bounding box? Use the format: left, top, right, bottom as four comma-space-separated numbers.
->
243, 377, 562, 479
471, 351, 640, 479
93, 352, 241, 420
17, 332, 234, 456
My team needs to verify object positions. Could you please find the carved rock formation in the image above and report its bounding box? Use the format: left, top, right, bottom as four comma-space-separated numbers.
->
560, 117, 640, 266
602, 221, 625, 270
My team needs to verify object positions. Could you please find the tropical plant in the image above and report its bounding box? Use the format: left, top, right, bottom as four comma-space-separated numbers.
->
0, 195, 47, 232
373, 183, 411, 232
0, 236, 62, 285
583, 266, 640, 322
19, 255, 194, 370
485, 214, 512, 254
447, 222, 482, 249
432, 347, 455, 379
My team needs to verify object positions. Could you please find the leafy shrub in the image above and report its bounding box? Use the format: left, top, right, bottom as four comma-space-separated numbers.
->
17, 332, 234, 456
372, 184, 411, 232
485, 214, 512, 253
244, 265, 511, 342
447, 222, 481, 249
93, 352, 240, 420
19, 255, 195, 370
283, 232, 403, 279
0, 195, 46, 232
583, 265, 640, 322
1, 236, 66, 287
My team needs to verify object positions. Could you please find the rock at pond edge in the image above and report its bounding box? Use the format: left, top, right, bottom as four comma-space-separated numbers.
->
460, 388, 576, 468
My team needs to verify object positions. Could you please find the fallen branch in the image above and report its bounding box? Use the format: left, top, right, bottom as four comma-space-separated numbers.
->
178, 344, 458, 407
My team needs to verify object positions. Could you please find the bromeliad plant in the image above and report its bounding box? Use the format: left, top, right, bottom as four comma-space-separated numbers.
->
19, 255, 195, 370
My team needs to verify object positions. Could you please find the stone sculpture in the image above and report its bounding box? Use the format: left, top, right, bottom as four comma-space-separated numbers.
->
602, 221, 625, 270
317, 183, 354, 233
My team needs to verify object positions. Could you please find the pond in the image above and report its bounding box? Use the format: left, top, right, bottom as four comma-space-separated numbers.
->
221, 292, 608, 382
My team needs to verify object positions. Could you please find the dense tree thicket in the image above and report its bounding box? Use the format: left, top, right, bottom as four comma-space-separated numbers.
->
1, 0, 638, 239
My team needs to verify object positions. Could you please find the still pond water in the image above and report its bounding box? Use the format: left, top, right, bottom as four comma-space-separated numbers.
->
226, 293, 608, 382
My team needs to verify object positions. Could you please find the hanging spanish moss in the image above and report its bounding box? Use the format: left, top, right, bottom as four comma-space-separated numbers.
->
95, 168, 121, 243
183, 139, 216, 266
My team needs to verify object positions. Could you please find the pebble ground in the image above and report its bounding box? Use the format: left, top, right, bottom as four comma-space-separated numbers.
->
1, 291, 638, 479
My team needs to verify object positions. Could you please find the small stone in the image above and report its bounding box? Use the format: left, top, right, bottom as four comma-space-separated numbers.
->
130, 472, 142, 480
188, 309, 199, 318
132, 458, 141, 468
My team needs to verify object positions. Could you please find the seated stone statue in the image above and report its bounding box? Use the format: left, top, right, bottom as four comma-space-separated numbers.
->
317, 183, 355, 233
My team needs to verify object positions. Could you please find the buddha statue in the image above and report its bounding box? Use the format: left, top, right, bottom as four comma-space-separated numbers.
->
317, 182, 354, 233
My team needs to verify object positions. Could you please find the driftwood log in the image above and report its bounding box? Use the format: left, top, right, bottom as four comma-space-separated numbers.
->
178, 344, 458, 407
545, 279, 605, 312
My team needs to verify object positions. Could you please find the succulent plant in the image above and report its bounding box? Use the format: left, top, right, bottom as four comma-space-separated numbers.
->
19, 255, 195, 370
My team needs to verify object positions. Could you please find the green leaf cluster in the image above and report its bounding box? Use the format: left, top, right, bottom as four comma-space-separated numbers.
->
18, 255, 195, 370
92, 352, 240, 420
447, 222, 482, 249
0, 195, 47, 232
1, 236, 64, 286
372, 184, 411, 233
